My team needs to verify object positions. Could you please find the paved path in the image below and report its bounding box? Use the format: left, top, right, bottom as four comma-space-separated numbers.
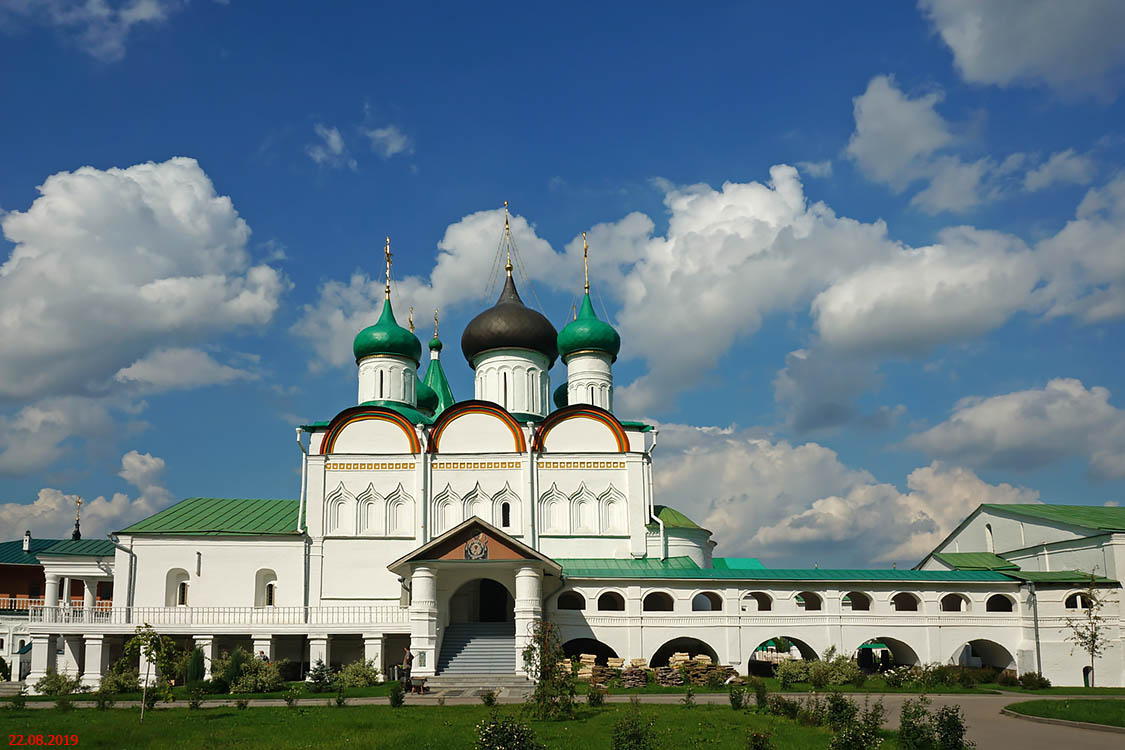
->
12, 691, 1123, 749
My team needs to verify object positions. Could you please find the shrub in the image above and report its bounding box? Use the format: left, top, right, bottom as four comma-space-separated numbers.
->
587, 684, 607, 707
0, 656, 10, 682
101, 666, 141, 695
284, 685, 301, 707
612, 706, 656, 750
826, 692, 859, 732
882, 666, 913, 688
749, 677, 769, 709
143, 689, 158, 711
830, 699, 886, 750
797, 694, 825, 726
336, 658, 380, 688
334, 687, 346, 707
766, 695, 801, 719
93, 685, 115, 711
898, 696, 935, 750
220, 648, 251, 691
230, 658, 285, 694
475, 714, 544, 750
746, 730, 774, 750
680, 685, 695, 708
54, 695, 73, 712
707, 669, 728, 689
187, 685, 204, 710
933, 704, 975, 750
728, 684, 746, 710
306, 658, 333, 693
388, 680, 405, 708
480, 689, 498, 707
807, 660, 832, 689
34, 670, 83, 696
186, 648, 205, 686
1018, 672, 1051, 690
235, 698, 249, 710
774, 659, 809, 689
996, 670, 1018, 687
10, 687, 27, 710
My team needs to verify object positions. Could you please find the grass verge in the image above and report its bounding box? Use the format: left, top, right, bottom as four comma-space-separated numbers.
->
1005, 698, 1125, 728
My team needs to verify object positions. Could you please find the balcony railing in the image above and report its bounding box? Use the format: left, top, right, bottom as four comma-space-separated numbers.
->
28, 605, 409, 627
0, 597, 46, 612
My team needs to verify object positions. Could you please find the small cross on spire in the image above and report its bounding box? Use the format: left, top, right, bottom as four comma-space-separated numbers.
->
433, 309, 439, 338
503, 200, 512, 276
583, 231, 590, 294
408, 306, 414, 333
383, 236, 393, 299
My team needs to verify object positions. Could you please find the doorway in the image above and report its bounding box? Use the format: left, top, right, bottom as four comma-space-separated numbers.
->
448, 578, 514, 624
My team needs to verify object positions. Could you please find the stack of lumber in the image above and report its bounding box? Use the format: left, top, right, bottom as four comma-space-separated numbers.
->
654, 666, 685, 686
621, 667, 648, 688
606, 657, 625, 669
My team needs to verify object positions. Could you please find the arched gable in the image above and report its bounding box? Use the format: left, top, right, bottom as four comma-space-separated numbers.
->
432, 484, 462, 535
569, 483, 597, 533
429, 400, 526, 453
325, 482, 355, 535
321, 405, 421, 455
598, 485, 627, 534
532, 405, 627, 453
356, 484, 384, 535
539, 483, 569, 534
385, 483, 414, 537
462, 482, 489, 522
491, 483, 520, 531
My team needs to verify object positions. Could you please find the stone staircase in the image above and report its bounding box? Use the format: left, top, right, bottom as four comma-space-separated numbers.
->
436, 622, 518, 675
0, 682, 25, 696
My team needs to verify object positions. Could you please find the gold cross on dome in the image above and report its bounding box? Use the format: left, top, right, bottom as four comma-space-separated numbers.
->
383, 236, 393, 298
583, 231, 589, 294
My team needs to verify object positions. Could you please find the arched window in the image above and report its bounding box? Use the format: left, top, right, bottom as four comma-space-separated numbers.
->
643, 592, 674, 612
692, 592, 722, 611
255, 569, 278, 607
843, 592, 871, 611
501, 501, 511, 528
378, 370, 384, 398
165, 569, 189, 607
986, 594, 1013, 612
1066, 592, 1092, 609
795, 591, 822, 611
557, 591, 585, 610
891, 592, 920, 612
502, 372, 509, 409
597, 591, 625, 611
985, 523, 994, 553
941, 593, 967, 612
741, 592, 772, 612
0, 638, 4, 650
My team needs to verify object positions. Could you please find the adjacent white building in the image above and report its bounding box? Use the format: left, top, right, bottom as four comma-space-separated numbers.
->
9, 232, 1124, 690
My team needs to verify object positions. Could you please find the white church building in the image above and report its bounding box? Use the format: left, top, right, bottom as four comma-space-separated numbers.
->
11, 226, 1124, 690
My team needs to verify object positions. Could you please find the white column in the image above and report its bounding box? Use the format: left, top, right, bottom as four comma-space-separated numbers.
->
43, 575, 60, 623
252, 636, 274, 662
194, 636, 216, 679
409, 565, 437, 676
308, 635, 329, 673
363, 633, 384, 676
81, 636, 107, 690
82, 579, 97, 623
27, 633, 56, 689
60, 634, 83, 676
514, 565, 543, 673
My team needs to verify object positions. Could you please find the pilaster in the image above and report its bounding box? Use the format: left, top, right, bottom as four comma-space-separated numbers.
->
81, 636, 107, 689
409, 565, 437, 676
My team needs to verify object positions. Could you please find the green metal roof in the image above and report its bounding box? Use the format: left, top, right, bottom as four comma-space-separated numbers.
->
358, 400, 434, 425
620, 420, 654, 432
300, 420, 330, 431
712, 557, 766, 570
933, 552, 1020, 571
119, 498, 300, 536
558, 557, 1013, 581
422, 351, 456, 417
0, 538, 64, 566
983, 504, 1125, 532
648, 505, 706, 531
37, 539, 117, 557
1003, 570, 1116, 584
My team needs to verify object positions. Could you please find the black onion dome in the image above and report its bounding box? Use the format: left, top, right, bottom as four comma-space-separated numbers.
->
461, 274, 558, 368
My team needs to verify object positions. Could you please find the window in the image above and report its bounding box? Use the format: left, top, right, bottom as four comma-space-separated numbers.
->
597, 592, 625, 611
557, 592, 585, 610
502, 372, 509, 408
177, 581, 188, 606
501, 502, 511, 528
795, 592, 822, 611
1065, 592, 1092, 609
742, 592, 772, 612
255, 569, 278, 607
265, 583, 275, 607
165, 569, 190, 607
986, 594, 1013, 612
985, 523, 994, 553
692, 592, 722, 611
940, 594, 967, 612
642, 592, 674, 612
378, 370, 384, 398
891, 592, 919, 612
0, 638, 4, 650
843, 592, 871, 611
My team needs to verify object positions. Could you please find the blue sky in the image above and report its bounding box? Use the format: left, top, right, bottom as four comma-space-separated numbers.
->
2, 1, 1124, 567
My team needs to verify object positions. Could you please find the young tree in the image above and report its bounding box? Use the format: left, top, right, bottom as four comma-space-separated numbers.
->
521, 619, 575, 720
1063, 571, 1117, 687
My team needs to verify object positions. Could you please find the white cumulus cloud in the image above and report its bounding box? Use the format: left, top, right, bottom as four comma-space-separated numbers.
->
1024, 149, 1096, 192
365, 125, 412, 158
114, 347, 257, 390
920, 0, 1125, 98
907, 378, 1125, 480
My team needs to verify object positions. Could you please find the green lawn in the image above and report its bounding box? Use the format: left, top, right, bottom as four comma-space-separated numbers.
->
575, 676, 994, 695
2, 704, 895, 750
1, 680, 394, 703
1005, 698, 1125, 728
983, 684, 1125, 695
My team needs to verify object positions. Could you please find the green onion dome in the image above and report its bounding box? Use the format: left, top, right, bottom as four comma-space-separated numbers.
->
429, 335, 443, 353
416, 375, 439, 414
353, 298, 422, 364
557, 293, 620, 363
553, 382, 568, 410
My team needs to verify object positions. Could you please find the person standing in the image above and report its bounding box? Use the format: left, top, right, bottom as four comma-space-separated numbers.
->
401, 646, 413, 683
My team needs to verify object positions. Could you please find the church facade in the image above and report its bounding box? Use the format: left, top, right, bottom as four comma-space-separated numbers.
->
15, 230, 1125, 690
